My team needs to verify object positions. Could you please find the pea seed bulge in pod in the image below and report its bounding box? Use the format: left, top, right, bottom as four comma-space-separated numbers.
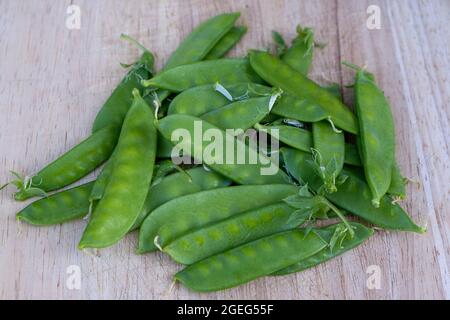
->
1, 0, 447, 303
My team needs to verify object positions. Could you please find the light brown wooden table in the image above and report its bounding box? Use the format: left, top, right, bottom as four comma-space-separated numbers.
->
0, 0, 448, 299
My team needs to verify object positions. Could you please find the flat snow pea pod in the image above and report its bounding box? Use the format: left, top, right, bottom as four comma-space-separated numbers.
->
163, 202, 307, 265
163, 13, 240, 70
174, 229, 327, 292
256, 125, 360, 167
255, 123, 312, 153
353, 67, 395, 207
273, 222, 374, 275
205, 26, 247, 60
156, 114, 290, 185
130, 167, 231, 230
142, 59, 264, 92
13, 125, 120, 201
281, 25, 314, 75
344, 143, 362, 166
249, 50, 358, 134
92, 43, 154, 132
280, 148, 424, 233
16, 182, 94, 226
138, 184, 298, 253
79, 90, 157, 249
167, 83, 272, 116
272, 94, 328, 122
312, 121, 345, 193
202, 96, 274, 130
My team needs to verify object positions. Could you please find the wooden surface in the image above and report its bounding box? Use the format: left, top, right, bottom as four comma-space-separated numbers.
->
0, 0, 449, 300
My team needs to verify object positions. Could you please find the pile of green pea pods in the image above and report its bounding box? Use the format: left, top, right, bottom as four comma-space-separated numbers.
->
3, 13, 425, 292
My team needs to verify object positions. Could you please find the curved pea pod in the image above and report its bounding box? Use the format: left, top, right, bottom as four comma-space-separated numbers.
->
174, 229, 327, 292
79, 90, 157, 249
281, 25, 314, 75
138, 184, 298, 253
280, 147, 425, 233
16, 182, 94, 226
142, 59, 264, 92
344, 143, 362, 166
202, 96, 274, 130
273, 222, 374, 275
163, 13, 240, 70
13, 125, 120, 201
163, 202, 308, 265
156, 114, 290, 185
353, 69, 395, 207
312, 121, 345, 193
92, 51, 153, 132
248, 50, 358, 134
205, 26, 247, 60
168, 83, 272, 116
255, 123, 312, 153
130, 167, 231, 230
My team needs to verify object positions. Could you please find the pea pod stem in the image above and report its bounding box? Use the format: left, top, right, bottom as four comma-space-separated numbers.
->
320, 197, 355, 238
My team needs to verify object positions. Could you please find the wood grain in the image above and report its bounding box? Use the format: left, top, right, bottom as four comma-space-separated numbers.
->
0, 0, 448, 299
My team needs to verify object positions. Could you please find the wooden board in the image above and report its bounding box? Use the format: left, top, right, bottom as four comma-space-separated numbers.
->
0, 0, 448, 299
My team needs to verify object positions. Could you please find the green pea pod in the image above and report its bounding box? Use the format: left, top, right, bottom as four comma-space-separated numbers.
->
174, 229, 327, 292
168, 83, 272, 116
79, 90, 157, 249
255, 123, 361, 167
312, 120, 345, 193
256, 123, 312, 153
13, 125, 119, 201
202, 96, 274, 130
273, 222, 374, 275
271, 94, 328, 122
281, 25, 314, 75
249, 50, 358, 134
138, 184, 298, 253
16, 182, 94, 226
159, 94, 276, 158
280, 147, 424, 233
92, 47, 154, 132
163, 202, 308, 265
163, 13, 240, 70
130, 167, 231, 230
352, 66, 395, 207
156, 114, 290, 185
142, 59, 264, 92
205, 26, 247, 60
167, 82, 330, 125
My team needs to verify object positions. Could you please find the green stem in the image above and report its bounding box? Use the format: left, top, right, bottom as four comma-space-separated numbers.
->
322, 197, 355, 238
